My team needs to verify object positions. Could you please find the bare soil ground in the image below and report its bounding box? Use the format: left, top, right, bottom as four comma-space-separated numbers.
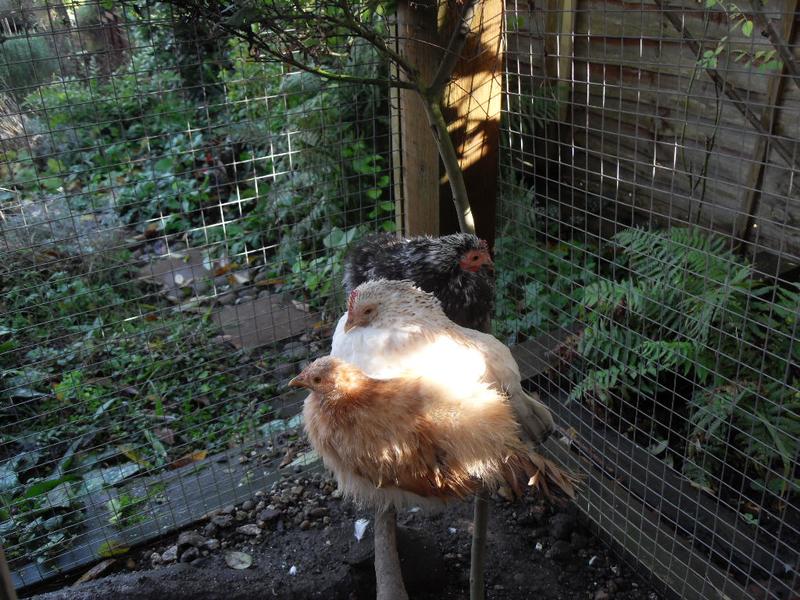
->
27, 472, 664, 600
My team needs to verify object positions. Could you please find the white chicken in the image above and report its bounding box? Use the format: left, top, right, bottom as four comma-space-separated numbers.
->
330, 278, 555, 445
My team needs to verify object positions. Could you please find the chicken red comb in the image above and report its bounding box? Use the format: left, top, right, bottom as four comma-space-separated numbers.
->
347, 289, 359, 313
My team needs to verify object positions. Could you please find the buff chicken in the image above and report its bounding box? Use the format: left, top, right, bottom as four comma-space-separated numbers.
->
291, 356, 576, 510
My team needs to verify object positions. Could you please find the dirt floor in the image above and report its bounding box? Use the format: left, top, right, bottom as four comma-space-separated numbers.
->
26, 471, 665, 600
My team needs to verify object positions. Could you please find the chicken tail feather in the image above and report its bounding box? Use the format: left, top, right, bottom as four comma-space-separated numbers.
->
510, 390, 556, 446
501, 451, 582, 504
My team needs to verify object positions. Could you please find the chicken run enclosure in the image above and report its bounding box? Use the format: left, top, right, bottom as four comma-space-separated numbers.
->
1, 0, 799, 598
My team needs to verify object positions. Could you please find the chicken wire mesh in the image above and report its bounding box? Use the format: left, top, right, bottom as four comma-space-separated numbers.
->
499, 0, 799, 599
1, 0, 398, 589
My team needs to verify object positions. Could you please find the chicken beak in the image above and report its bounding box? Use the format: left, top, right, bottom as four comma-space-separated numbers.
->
343, 317, 356, 333
288, 375, 306, 389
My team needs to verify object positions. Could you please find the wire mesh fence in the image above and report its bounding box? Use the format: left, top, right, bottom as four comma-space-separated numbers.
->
3, 0, 799, 596
500, 0, 799, 599
1, 0, 397, 588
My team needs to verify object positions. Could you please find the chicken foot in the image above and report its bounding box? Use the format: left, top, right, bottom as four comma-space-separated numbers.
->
374, 507, 409, 600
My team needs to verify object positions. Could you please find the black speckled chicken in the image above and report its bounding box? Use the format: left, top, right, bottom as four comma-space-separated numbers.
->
342, 233, 495, 332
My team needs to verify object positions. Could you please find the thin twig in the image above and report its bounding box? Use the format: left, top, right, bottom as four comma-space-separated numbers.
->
211, 23, 419, 91
430, 0, 480, 97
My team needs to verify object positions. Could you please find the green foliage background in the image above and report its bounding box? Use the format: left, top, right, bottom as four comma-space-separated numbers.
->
1, 4, 394, 566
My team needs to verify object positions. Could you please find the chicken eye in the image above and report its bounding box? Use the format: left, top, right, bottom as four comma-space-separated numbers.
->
471, 254, 480, 261
364, 308, 373, 315
312, 376, 322, 384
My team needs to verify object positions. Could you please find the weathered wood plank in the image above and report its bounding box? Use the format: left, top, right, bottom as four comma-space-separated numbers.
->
564, 148, 746, 228
503, 0, 800, 261
440, 0, 503, 241
570, 110, 740, 166
396, 0, 441, 236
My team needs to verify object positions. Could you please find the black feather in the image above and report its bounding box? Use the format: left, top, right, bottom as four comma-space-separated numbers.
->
343, 233, 495, 331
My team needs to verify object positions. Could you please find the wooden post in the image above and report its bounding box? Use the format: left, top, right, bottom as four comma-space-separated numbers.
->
394, 0, 442, 236
0, 546, 17, 600
735, 0, 798, 247
439, 0, 504, 244
557, 0, 575, 122
374, 507, 409, 600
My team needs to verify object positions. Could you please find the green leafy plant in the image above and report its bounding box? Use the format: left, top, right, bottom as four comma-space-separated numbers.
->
0, 35, 61, 98
494, 238, 597, 345
493, 175, 599, 345
701, 0, 782, 72
0, 6, 394, 567
568, 227, 799, 501
106, 491, 147, 528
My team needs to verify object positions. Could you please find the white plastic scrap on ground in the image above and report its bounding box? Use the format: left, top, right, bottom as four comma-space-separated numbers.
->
354, 518, 370, 541
288, 565, 298, 576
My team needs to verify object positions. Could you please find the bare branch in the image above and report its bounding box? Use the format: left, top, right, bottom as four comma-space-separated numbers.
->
430, 0, 480, 97
421, 96, 476, 234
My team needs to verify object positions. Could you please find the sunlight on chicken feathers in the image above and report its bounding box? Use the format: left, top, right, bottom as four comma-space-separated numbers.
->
297, 356, 578, 512
331, 279, 554, 444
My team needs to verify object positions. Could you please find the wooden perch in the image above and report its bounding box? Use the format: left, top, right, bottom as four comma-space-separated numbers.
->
469, 488, 490, 600
374, 507, 409, 600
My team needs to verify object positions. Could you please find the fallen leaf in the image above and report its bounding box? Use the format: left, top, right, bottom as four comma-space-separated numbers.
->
227, 270, 251, 285
224, 550, 252, 570
44, 481, 73, 509
278, 447, 297, 469
255, 277, 285, 288
74, 559, 115, 585
213, 261, 238, 276
154, 427, 176, 446
119, 445, 152, 468
82, 463, 140, 493
0, 466, 19, 494
143, 223, 160, 239
98, 540, 130, 558
290, 300, 310, 312
170, 450, 208, 469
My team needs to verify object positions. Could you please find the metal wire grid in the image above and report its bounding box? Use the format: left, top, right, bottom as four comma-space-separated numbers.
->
500, 0, 799, 599
1, 1, 397, 588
